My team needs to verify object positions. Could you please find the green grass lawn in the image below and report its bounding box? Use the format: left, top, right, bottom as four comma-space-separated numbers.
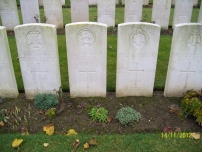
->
1, 133, 202, 152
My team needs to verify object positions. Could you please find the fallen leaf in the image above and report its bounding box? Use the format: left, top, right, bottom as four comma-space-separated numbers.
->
21, 127, 29, 135
43, 143, 49, 147
84, 143, 89, 149
175, 127, 181, 133
163, 127, 173, 133
107, 116, 112, 123
43, 124, 54, 136
66, 129, 78, 136
191, 133, 200, 140
0, 121, 4, 126
12, 139, 23, 148
108, 46, 113, 49
169, 104, 180, 115
88, 138, 98, 146
37, 110, 44, 115
73, 139, 80, 150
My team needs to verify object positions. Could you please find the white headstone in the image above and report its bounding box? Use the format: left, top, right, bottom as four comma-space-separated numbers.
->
143, 0, 149, 5
152, 0, 172, 30
171, 0, 175, 5
172, 0, 193, 28
0, 0, 20, 30
116, 23, 161, 97
43, 0, 63, 28
0, 26, 19, 98
66, 22, 107, 97
61, 0, 65, 5
14, 24, 61, 99
164, 23, 202, 97
124, 0, 143, 22
89, 0, 97, 5
98, 0, 116, 27
20, 0, 40, 24
71, 0, 89, 22
39, 0, 65, 6
193, 0, 198, 6
198, 3, 202, 23
38, 0, 43, 6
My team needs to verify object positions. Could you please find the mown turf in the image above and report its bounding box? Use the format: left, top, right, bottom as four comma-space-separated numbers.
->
1, 133, 202, 152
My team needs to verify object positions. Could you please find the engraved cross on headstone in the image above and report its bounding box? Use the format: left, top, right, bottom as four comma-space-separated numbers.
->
129, 62, 144, 86
31, 62, 48, 90
102, 8, 110, 24
79, 61, 96, 89
180, 62, 196, 90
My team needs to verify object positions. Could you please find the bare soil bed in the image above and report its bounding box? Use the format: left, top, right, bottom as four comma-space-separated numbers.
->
0, 91, 201, 135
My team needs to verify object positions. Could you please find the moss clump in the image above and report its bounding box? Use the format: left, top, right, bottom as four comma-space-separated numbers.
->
34, 94, 58, 110
116, 107, 141, 126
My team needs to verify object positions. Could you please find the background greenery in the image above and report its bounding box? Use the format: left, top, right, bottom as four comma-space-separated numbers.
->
3, 1, 201, 92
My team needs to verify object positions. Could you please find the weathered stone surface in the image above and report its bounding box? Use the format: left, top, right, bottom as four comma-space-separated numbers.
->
0, 26, 19, 98
14, 24, 61, 99
164, 23, 202, 97
116, 23, 161, 97
152, 0, 172, 30
0, 0, 20, 30
124, 0, 143, 23
98, 0, 116, 27
20, 0, 40, 23
143, 0, 149, 5
71, 0, 89, 22
198, 3, 202, 23
172, 0, 193, 28
43, 0, 63, 28
66, 22, 107, 97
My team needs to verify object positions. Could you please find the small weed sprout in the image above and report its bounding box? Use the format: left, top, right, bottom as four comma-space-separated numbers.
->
89, 107, 108, 123
116, 107, 141, 126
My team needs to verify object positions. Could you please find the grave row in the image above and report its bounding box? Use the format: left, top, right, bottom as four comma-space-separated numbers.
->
0, 0, 202, 31
0, 22, 202, 99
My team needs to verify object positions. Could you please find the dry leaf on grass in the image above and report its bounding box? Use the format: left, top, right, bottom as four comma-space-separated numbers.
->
88, 138, 98, 146
43, 143, 49, 147
66, 129, 78, 136
84, 143, 89, 149
12, 139, 23, 148
43, 124, 54, 136
191, 133, 200, 140
73, 139, 80, 150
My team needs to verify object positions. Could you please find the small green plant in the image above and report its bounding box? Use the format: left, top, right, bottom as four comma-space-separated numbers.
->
89, 107, 108, 123
45, 108, 56, 119
0, 109, 9, 123
115, 107, 141, 126
34, 93, 58, 110
181, 90, 202, 126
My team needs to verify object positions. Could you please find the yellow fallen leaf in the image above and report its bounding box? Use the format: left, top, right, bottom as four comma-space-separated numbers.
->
43, 143, 49, 147
88, 138, 98, 146
0, 121, 4, 126
84, 143, 89, 149
43, 124, 54, 136
66, 129, 78, 136
12, 139, 23, 148
191, 133, 200, 140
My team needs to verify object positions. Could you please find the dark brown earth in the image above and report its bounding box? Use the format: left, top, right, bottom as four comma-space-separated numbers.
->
0, 91, 201, 135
